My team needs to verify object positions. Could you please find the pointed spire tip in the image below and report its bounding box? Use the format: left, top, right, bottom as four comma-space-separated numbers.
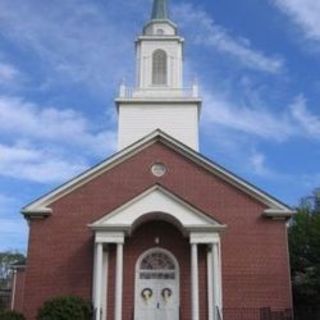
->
151, 0, 169, 20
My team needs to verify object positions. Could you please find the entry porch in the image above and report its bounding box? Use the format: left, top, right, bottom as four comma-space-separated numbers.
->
89, 185, 225, 320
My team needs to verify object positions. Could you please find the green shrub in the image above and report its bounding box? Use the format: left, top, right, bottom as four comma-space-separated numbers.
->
36, 296, 92, 320
0, 310, 26, 320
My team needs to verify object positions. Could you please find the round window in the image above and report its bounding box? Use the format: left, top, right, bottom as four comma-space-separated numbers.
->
151, 163, 167, 177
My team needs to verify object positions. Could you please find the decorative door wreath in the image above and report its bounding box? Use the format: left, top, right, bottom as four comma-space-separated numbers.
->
141, 288, 153, 300
161, 288, 173, 300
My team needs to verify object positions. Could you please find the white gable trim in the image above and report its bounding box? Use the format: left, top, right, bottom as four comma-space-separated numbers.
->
89, 185, 225, 236
160, 138, 293, 215
22, 130, 293, 218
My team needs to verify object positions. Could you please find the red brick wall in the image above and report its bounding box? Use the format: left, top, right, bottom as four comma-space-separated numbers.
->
22, 142, 292, 319
12, 268, 26, 313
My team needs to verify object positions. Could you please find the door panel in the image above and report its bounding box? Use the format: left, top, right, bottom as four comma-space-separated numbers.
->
135, 249, 179, 320
136, 280, 157, 319
158, 282, 178, 320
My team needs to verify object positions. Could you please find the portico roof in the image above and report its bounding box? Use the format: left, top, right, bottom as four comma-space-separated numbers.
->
88, 184, 226, 236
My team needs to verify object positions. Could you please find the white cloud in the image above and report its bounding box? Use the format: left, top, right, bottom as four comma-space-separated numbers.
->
0, 96, 116, 156
0, 95, 117, 184
202, 90, 320, 142
272, 0, 320, 41
0, 143, 88, 183
249, 151, 280, 179
200, 89, 320, 185
0, 63, 20, 83
290, 95, 320, 136
250, 152, 267, 175
174, 3, 284, 73
0, 0, 134, 92
202, 90, 294, 141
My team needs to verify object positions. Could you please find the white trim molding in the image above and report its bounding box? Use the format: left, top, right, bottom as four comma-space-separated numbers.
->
263, 208, 295, 220
89, 185, 226, 236
95, 232, 125, 244
190, 232, 220, 244
22, 130, 294, 220
21, 207, 52, 220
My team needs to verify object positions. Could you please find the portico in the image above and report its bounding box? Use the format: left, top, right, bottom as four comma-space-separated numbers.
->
89, 185, 226, 320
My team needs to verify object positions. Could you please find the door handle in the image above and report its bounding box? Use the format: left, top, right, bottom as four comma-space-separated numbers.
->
157, 302, 160, 309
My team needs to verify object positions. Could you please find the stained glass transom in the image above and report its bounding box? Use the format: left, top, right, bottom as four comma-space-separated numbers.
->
140, 252, 175, 270
140, 271, 175, 279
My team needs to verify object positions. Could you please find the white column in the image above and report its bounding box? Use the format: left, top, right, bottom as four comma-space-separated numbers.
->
191, 243, 199, 320
211, 243, 220, 320
115, 243, 124, 320
95, 243, 103, 320
218, 243, 223, 309
92, 243, 98, 305
102, 248, 109, 320
207, 248, 213, 320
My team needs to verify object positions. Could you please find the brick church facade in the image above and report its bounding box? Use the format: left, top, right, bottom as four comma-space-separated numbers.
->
13, 1, 294, 320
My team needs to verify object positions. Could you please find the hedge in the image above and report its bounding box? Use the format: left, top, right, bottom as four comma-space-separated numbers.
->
36, 296, 92, 320
0, 310, 26, 320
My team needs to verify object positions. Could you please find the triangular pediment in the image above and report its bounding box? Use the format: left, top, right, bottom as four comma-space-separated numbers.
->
22, 130, 293, 220
89, 185, 225, 235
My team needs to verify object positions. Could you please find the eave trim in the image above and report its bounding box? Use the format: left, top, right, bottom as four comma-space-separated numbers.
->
22, 130, 294, 215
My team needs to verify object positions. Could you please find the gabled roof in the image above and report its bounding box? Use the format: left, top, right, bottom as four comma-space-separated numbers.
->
22, 130, 294, 219
89, 184, 226, 236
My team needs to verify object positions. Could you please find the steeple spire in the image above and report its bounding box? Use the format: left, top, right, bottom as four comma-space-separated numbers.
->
151, 0, 169, 20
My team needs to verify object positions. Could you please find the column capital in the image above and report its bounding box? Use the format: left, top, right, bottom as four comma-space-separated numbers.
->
95, 231, 125, 244
190, 232, 220, 244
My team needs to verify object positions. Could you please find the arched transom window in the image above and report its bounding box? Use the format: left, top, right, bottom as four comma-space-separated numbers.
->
138, 249, 177, 279
152, 49, 167, 85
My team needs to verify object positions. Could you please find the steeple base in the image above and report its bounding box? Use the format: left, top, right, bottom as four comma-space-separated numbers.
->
116, 98, 201, 151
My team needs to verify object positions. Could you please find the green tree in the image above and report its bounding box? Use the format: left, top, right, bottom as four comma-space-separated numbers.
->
0, 251, 25, 290
289, 188, 320, 306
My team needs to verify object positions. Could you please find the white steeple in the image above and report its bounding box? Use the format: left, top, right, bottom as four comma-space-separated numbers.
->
116, 0, 202, 151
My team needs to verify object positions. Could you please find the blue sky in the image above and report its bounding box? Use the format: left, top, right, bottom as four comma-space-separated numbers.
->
0, 0, 319, 252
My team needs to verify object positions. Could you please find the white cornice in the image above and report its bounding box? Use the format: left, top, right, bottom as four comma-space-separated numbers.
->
22, 207, 53, 220
136, 36, 184, 43
263, 208, 295, 220
115, 97, 202, 104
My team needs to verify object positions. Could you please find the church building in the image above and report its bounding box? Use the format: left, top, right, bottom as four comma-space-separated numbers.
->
14, 1, 294, 319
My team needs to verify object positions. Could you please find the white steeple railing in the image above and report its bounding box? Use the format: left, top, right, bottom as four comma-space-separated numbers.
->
118, 85, 200, 99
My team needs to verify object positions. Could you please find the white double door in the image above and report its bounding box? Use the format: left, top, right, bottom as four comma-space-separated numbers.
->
135, 278, 179, 320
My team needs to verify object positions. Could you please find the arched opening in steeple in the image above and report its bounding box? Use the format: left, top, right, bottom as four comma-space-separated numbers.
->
152, 49, 167, 85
